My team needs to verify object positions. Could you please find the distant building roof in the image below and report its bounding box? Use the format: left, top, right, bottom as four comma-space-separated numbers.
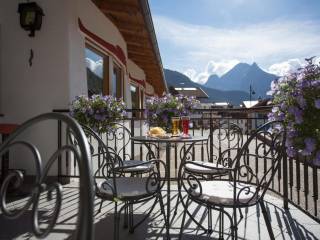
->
242, 100, 259, 108
214, 102, 230, 106
252, 98, 272, 107
174, 87, 208, 98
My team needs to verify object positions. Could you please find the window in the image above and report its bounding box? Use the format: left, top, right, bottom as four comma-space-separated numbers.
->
130, 84, 140, 109
85, 46, 109, 96
112, 62, 123, 98
140, 89, 144, 109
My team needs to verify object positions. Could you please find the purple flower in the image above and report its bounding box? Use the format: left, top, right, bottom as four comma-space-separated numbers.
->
285, 138, 293, 148
278, 111, 285, 121
268, 112, 275, 121
301, 138, 316, 156
297, 95, 306, 109
280, 102, 287, 111
287, 129, 297, 138
314, 151, 320, 166
287, 147, 297, 158
288, 106, 303, 124
314, 99, 320, 109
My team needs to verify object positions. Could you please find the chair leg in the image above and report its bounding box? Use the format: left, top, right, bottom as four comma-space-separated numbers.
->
129, 203, 134, 233
259, 201, 275, 240
173, 192, 181, 217
159, 193, 170, 239
218, 209, 224, 240
123, 203, 128, 229
208, 207, 213, 233
114, 202, 119, 240
98, 199, 103, 213
179, 197, 189, 240
232, 207, 238, 240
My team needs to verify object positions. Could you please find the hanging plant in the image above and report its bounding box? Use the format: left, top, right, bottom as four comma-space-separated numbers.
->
268, 57, 320, 165
70, 95, 126, 134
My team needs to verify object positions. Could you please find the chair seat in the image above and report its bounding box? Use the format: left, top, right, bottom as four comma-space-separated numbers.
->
115, 160, 153, 173
193, 180, 258, 206
97, 177, 158, 199
185, 161, 228, 175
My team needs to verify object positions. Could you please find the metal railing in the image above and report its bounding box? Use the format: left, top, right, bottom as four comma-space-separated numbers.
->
53, 107, 320, 223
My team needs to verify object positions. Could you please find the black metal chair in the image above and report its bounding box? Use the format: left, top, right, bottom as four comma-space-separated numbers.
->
78, 125, 169, 240
178, 121, 286, 239
173, 123, 244, 229
0, 113, 94, 239
91, 123, 156, 216
184, 122, 243, 175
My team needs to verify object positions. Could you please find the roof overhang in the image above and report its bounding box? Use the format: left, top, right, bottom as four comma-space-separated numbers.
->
92, 0, 167, 95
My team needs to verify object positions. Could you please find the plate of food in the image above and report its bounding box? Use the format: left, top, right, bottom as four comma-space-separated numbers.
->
147, 127, 171, 139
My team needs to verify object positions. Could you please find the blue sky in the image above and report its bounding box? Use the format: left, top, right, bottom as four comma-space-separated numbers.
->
149, 0, 320, 84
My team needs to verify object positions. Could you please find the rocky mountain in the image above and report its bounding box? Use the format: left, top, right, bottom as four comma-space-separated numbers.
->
164, 69, 250, 105
204, 63, 278, 98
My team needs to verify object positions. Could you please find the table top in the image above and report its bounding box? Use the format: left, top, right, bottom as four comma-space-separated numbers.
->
131, 135, 207, 143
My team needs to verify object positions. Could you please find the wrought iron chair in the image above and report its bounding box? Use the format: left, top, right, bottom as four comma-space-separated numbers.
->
184, 122, 243, 175
78, 125, 169, 240
79, 123, 158, 230
178, 121, 285, 239
0, 113, 94, 239
174, 123, 244, 229
103, 122, 156, 175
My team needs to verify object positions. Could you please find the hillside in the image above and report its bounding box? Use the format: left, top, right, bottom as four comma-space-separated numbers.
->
164, 69, 250, 105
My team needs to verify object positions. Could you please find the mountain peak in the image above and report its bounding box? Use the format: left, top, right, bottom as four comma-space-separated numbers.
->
251, 62, 258, 67
204, 62, 278, 98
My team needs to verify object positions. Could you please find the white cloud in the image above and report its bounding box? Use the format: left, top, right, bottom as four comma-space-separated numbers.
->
267, 59, 302, 76
184, 59, 240, 84
267, 56, 320, 76
154, 15, 320, 72
85, 58, 103, 77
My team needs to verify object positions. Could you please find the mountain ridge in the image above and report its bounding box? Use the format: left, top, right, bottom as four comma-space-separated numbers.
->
164, 69, 250, 105
204, 62, 278, 98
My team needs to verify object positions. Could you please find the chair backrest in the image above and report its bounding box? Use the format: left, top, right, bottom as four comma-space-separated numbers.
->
74, 125, 119, 176
230, 120, 286, 205
0, 113, 94, 239
74, 125, 165, 199
207, 122, 243, 162
103, 122, 132, 161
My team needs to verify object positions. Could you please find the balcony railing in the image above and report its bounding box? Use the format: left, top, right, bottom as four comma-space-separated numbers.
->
50, 107, 319, 224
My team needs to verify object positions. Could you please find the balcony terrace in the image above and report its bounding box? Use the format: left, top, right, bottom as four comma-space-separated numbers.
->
0, 108, 319, 239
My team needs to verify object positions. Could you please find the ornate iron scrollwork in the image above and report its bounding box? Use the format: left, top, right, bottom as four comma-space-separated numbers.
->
0, 113, 94, 239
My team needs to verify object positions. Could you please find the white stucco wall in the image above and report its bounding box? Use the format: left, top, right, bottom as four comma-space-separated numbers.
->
0, 0, 71, 123
127, 59, 146, 81
77, 0, 127, 62
146, 82, 155, 96
0, 0, 133, 176
127, 59, 147, 108
0, 0, 77, 176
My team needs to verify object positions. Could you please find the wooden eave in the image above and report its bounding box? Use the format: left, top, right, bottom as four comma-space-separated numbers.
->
92, 0, 167, 95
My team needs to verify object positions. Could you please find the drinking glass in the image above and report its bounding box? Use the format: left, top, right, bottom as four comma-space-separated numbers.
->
171, 117, 180, 136
181, 116, 190, 136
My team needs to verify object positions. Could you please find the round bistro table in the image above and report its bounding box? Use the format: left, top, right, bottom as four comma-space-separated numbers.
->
131, 136, 207, 224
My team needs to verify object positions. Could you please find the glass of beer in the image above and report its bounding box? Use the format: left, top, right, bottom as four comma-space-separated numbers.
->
181, 116, 190, 136
171, 117, 180, 136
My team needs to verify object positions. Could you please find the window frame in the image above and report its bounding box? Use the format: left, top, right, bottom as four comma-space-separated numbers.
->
85, 43, 110, 96
112, 60, 124, 99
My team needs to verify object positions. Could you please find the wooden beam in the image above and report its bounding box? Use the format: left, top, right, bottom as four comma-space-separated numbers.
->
127, 47, 154, 57
122, 34, 148, 43
128, 45, 153, 52
99, 2, 140, 14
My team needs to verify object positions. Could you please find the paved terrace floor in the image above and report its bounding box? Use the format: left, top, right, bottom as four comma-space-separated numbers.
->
0, 183, 319, 240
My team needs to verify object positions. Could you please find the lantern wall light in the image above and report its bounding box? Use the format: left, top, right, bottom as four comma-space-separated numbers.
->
18, 2, 44, 37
